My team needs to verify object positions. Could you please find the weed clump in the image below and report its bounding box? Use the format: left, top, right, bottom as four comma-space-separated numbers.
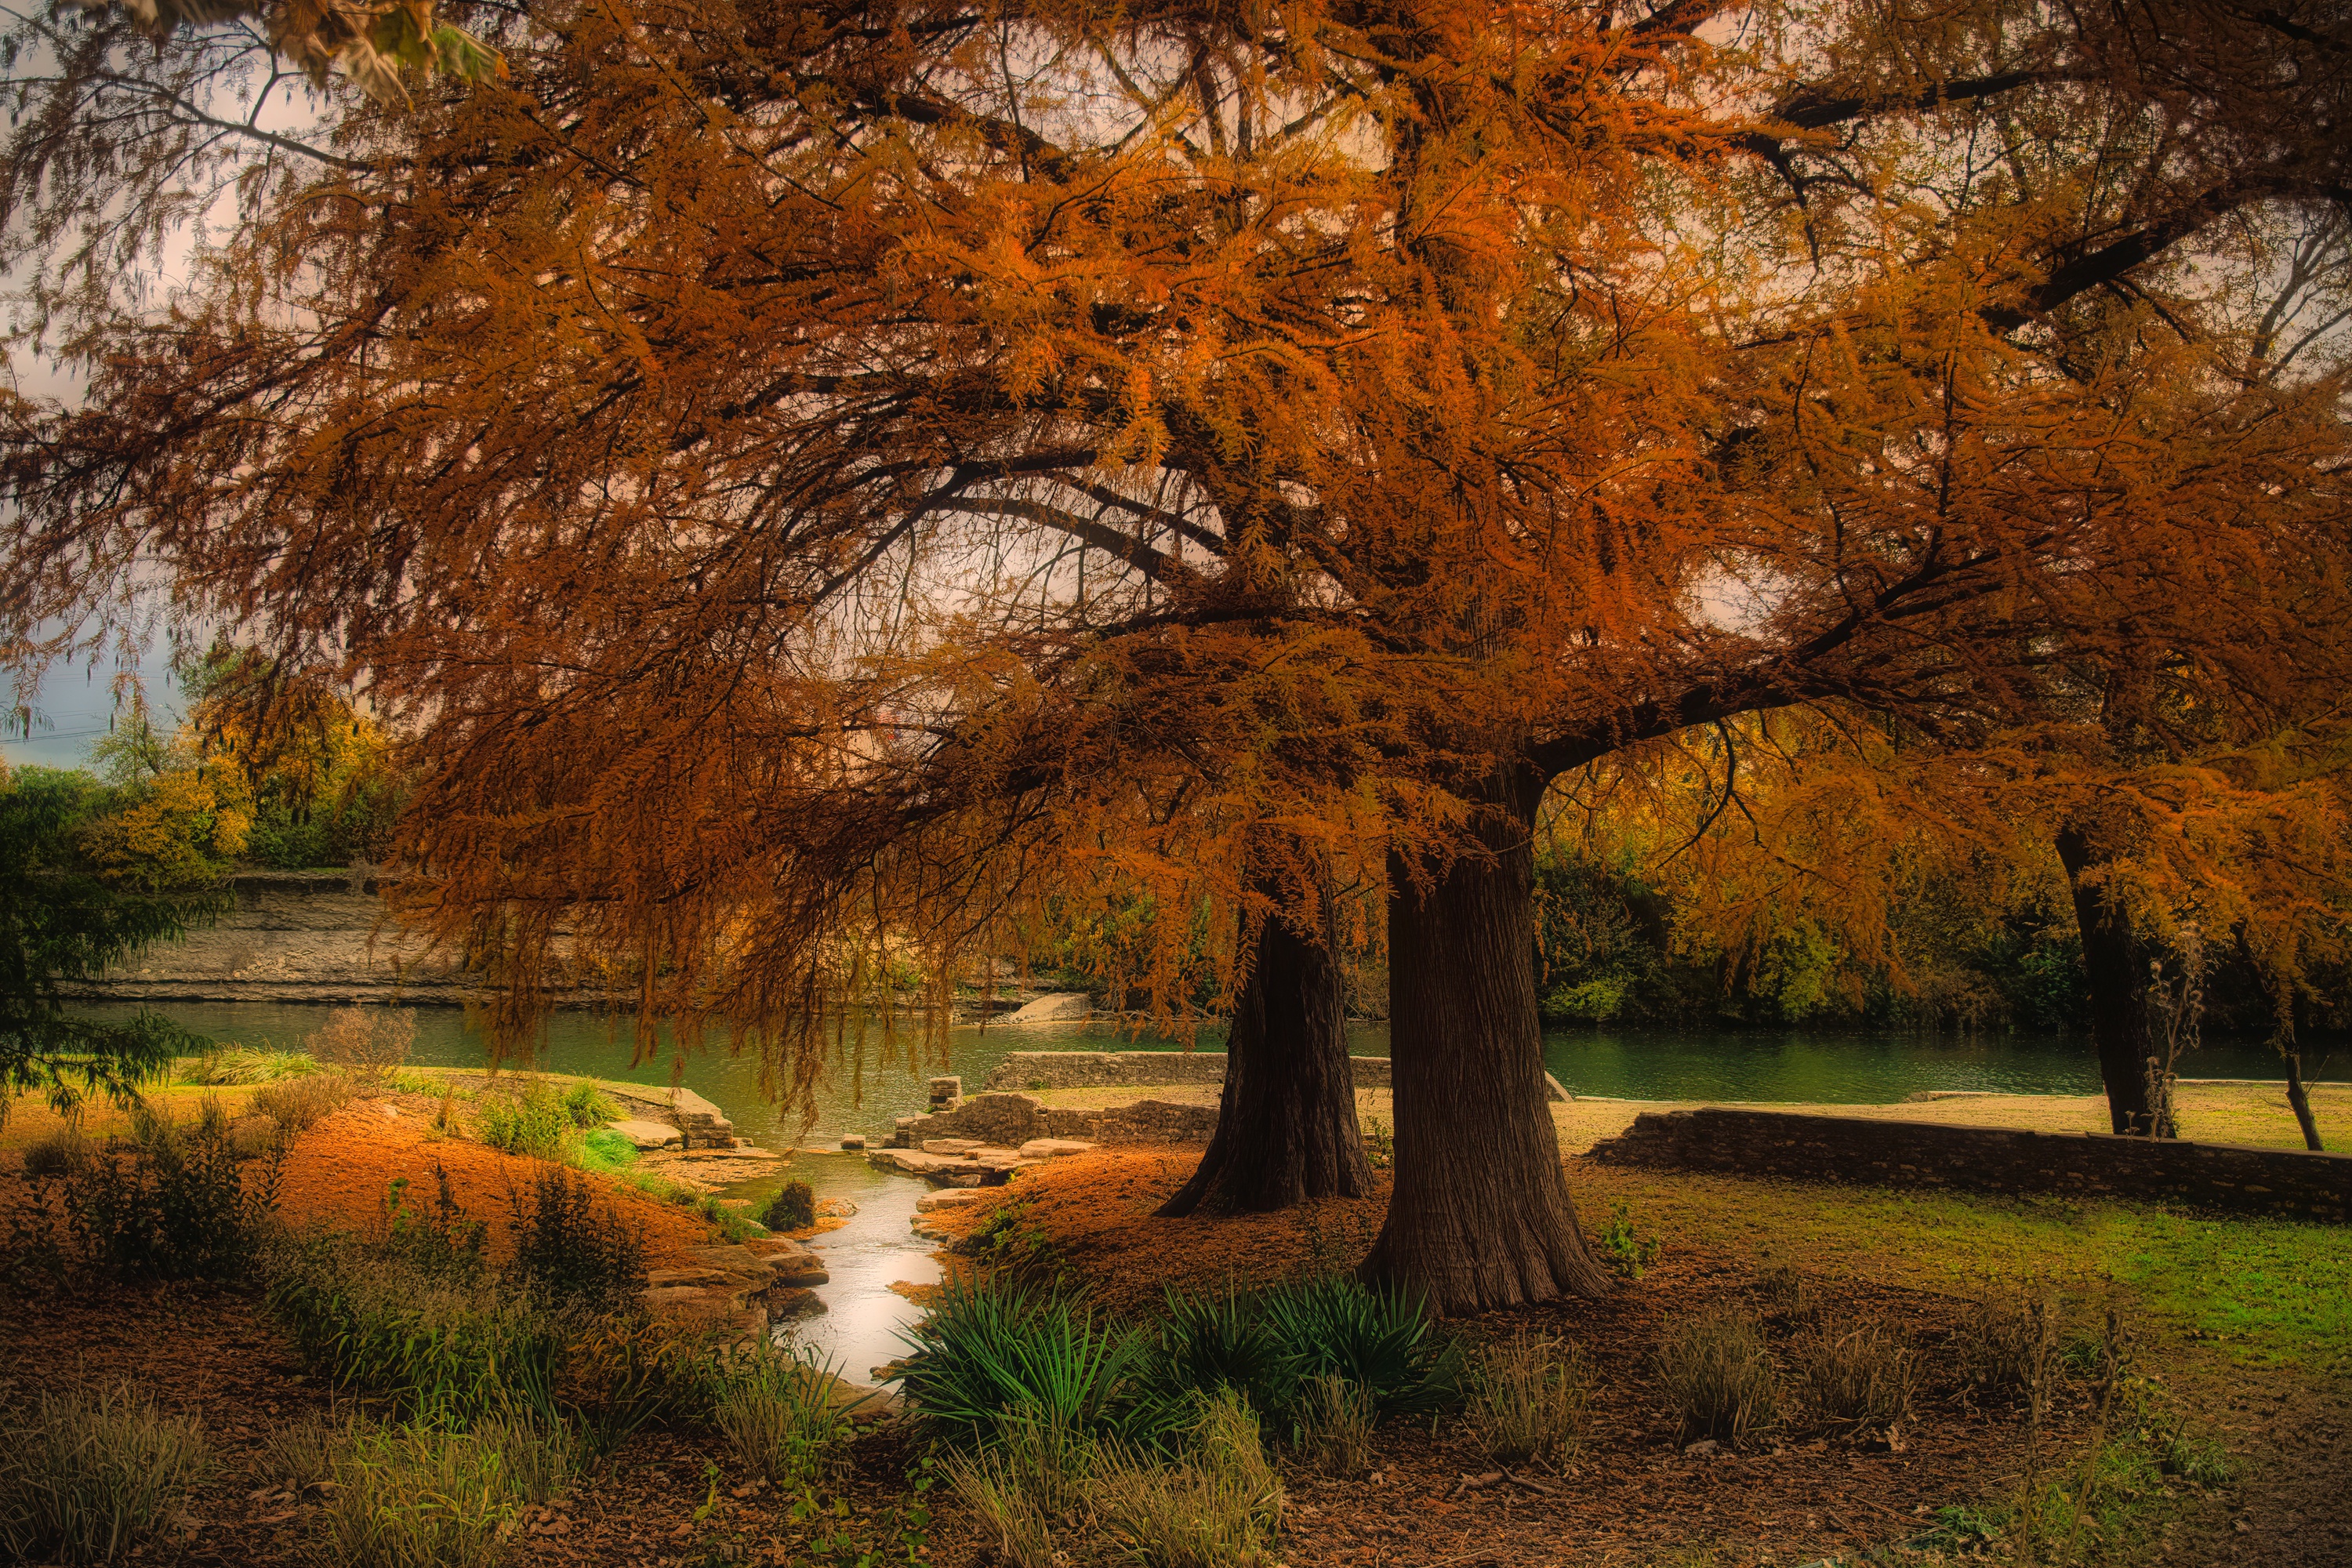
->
1789, 1321, 1915, 1432
1294, 1374, 1376, 1477
1595, 1202, 1661, 1279
1466, 1330, 1589, 1469
59, 1106, 280, 1283
558, 1081, 622, 1128
1653, 1310, 1778, 1449
472, 1083, 579, 1163
1092, 1389, 1284, 1568
179, 1047, 321, 1087
251, 1072, 354, 1140
318, 1418, 572, 1568
508, 1166, 647, 1315
1958, 1288, 2059, 1405
20, 1127, 88, 1178
0, 1384, 212, 1564
711, 1345, 855, 1486
947, 1416, 1094, 1568
760, 1178, 817, 1232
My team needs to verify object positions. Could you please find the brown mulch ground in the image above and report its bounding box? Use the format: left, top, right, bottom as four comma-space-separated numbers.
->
4, 1140, 2315, 1567
268, 1100, 720, 1268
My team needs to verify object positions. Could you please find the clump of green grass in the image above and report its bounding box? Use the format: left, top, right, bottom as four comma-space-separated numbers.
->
179, 1047, 321, 1087
710, 1345, 856, 1487
1091, 1389, 1284, 1568
256, 1412, 347, 1492
946, 1416, 1096, 1568
0, 1384, 212, 1564
1653, 1310, 1778, 1449
471, 1083, 579, 1163
318, 1417, 573, 1568
898, 1277, 1167, 1446
1466, 1330, 1589, 1469
578, 1127, 640, 1173
1294, 1374, 1376, 1478
557, 1082, 622, 1129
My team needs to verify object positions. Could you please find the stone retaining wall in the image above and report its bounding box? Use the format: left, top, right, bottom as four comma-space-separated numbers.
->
1588, 1106, 2351, 1222
984, 1050, 1570, 1102
891, 1091, 1218, 1149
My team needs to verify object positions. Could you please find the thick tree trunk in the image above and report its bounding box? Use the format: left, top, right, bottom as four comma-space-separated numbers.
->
1362, 775, 1613, 1312
1157, 880, 1370, 1217
2056, 828, 2158, 1135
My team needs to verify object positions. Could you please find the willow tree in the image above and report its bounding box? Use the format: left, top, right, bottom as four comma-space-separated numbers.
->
6, 0, 2351, 1308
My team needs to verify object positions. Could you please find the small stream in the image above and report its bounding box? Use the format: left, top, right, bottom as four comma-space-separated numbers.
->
716, 1152, 942, 1385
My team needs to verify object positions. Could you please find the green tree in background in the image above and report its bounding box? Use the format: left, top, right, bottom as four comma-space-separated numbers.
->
0, 762, 216, 1120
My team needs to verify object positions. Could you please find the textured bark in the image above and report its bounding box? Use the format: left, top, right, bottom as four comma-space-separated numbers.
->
2283, 1052, 2325, 1152
2056, 827, 2158, 1135
1362, 777, 1614, 1312
1158, 886, 1370, 1216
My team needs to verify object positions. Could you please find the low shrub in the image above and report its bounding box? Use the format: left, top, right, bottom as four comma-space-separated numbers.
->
1595, 1201, 1661, 1280
1156, 1287, 1295, 1421
1092, 1389, 1283, 1568
251, 1072, 355, 1140
559, 1312, 722, 1453
1653, 1311, 1778, 1449
306, 1007, 416, 1087
557, 1082, 623, 1128
760, 1178, 817, 1233
897, 1277, 1171, 1446
63, 1110, 280, 1283
711, 1345, 856, 1486
1294, 1374, 1376, 1477
1254, 1276, 1459, 1415
265, 1235, 564, 1428
21, 1128, 89, 1178
1466, 1330, 1589, 1469
1958, 1288, 2058, 1405
471, 1083, 579, 1163
1790, 1321, 1914, 1432
318, 1417, 572, 1568
0, 1383, 212, 1564
967, 1197, 1066, 1281
510, 1167, 647, 1313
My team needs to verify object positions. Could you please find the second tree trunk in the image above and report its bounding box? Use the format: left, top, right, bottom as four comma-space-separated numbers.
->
1362, 779, 1616, 1312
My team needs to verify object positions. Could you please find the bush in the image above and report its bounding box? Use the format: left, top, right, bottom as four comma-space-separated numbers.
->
379, 1167, 488, 1285
61, 1110, 279, 1283
305, 1007, 415, 1086
21, 1127, 89, 1178
760, 1178, 817, 1232
472, 1083, 579, 1163
318, 1418, 573, 1568
559, 1312, 722, 1454
1653, 1311, 1778, 1449
1595, 1201, 1661, 1280
1091, 1389, 1283, 1568
1254, 1276, 1459, 1416
251, 1071, 354, 1140
897, 1277, 1170, 1446
1790, 1322, 1915, 1432
1294, 1374, 1375, 1477
1467, 1330, 1589, 1469
509, 1167, 647, 1314
0, 1383, 212, 1564
557, 1082, 622, 1128
711, 1345, 855, 1487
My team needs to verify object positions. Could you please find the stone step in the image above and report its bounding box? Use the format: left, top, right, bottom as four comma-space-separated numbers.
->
607, 1117, 684, 1150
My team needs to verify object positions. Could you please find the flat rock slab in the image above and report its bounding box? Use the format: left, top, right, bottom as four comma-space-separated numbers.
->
998, 992, 1093, 1024
922, 1138, 985, 1155
1015, 1138, 1095, 1159
608, 1117, 684, 1149
739, 1237, 829, 1286
916, 1188, 996, 1211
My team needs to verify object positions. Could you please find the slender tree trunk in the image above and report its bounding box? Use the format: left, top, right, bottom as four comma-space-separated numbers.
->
1157, 875, 1370, 1217
1362, 772, 1613, 1312
2283, 1051, 2325, 1152
2056, 828, 2157, 1135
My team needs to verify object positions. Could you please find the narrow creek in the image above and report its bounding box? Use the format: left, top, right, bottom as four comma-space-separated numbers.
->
706, 1149, 944, 1386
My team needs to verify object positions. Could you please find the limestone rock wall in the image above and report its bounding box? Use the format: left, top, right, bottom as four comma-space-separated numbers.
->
891, 1091, 1218, 1149
64, 871, 481, 1006
983, 1049, 1573, 1102
1589, 1106, 2351, 1222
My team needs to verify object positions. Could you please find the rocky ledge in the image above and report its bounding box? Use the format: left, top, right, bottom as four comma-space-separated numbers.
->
866, 1135, 1097, 1186
641, 1237, 831, 1341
